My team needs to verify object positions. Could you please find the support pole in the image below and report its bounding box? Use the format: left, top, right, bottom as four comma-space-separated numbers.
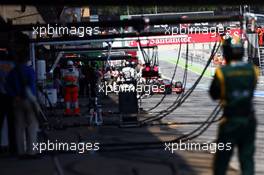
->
30, 32, 36, 70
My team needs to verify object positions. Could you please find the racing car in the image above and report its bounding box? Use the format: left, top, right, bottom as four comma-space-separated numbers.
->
151, 78, 184, 94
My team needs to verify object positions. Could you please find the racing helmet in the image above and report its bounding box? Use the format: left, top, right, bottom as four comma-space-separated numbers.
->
67, 60, 74, 66
222, 36, 244, 63
67, 60, 74, 71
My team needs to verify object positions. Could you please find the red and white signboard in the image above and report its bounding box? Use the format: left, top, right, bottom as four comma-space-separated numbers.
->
129, 29, 243, 46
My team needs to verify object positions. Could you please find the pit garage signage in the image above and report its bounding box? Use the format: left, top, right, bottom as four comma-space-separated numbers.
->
129, 29, 242, 46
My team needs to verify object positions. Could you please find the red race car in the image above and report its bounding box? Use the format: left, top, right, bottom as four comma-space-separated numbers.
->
172, 81, 184, 94
150, 78, 172, 94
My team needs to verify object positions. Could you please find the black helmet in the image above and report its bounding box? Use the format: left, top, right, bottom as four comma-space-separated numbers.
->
222, 36, 244, 63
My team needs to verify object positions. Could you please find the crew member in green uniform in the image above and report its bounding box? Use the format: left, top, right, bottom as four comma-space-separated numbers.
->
209, 36, 259, 175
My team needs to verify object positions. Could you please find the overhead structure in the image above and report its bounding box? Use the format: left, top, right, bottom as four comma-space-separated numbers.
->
0, 0, 262, 6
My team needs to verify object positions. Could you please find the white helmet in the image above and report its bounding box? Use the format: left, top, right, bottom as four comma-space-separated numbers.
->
67, 60, 74, 66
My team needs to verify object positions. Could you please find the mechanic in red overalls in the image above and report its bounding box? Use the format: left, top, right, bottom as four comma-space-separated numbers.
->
62, 60, 80, 115
256, 26, 263, 46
